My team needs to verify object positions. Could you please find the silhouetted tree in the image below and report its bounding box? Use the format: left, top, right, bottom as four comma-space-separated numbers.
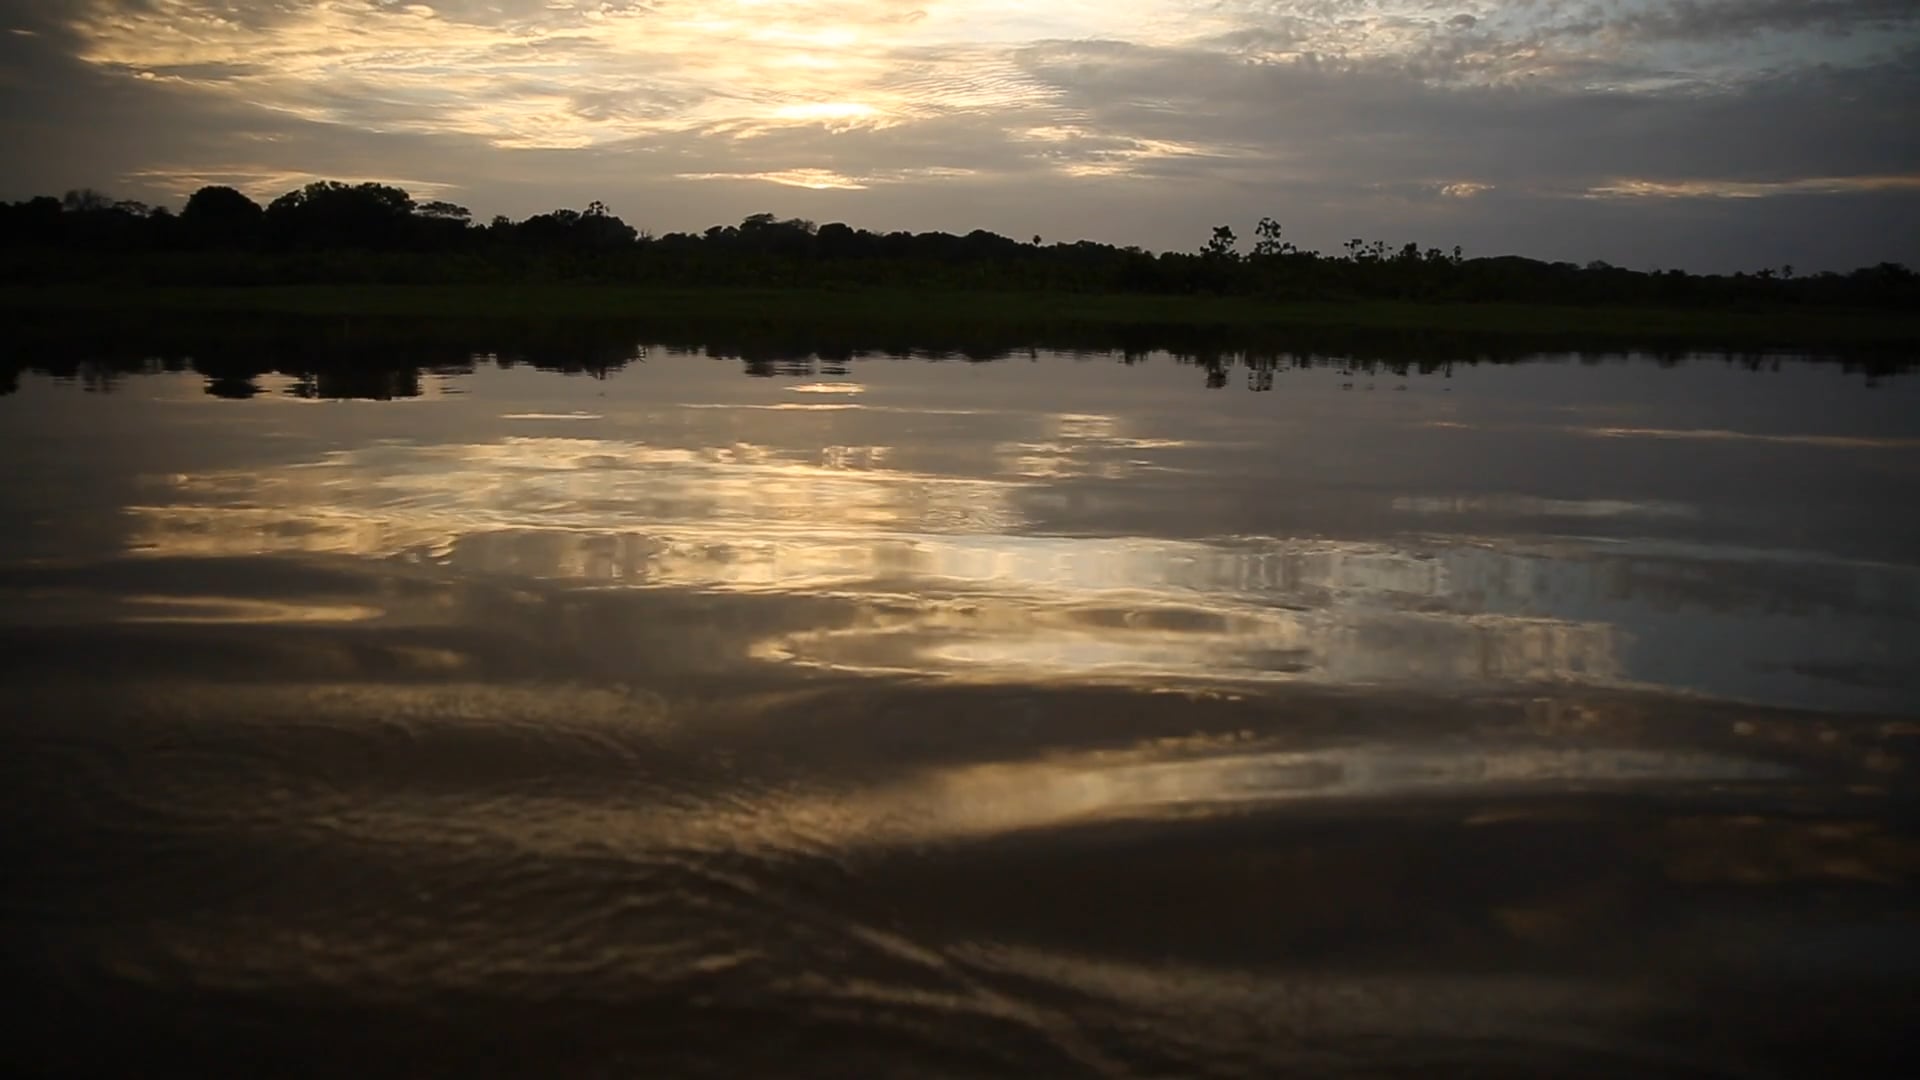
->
816, 221, 861, 258
180, 186, 264, 248
513, 201, 637, 249
1252, 217, 1290, 258
1, 178, 1915, 313
1203, 225, 1238, 260
417, 201, 471, 222
62, 189, 113, 213
0, 196, 65, 247
264, 181, 417, 249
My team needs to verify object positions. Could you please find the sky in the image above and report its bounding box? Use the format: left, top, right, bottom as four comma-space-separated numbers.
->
0, 0, 1916, 270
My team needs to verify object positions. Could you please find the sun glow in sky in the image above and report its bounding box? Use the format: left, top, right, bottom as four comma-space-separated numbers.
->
0, 0, 1916, 267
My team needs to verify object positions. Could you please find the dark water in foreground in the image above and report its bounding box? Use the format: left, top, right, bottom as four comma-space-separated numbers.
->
3, 349, 1918, 1077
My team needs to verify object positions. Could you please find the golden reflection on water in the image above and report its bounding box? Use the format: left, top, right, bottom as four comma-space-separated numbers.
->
118, 595, 386, 625
1574, 426, 1920, 450
810, 740, 1794, 847
120, 426, 1646, 689
754, 592, 1619, 685
998, 411, 1194, 479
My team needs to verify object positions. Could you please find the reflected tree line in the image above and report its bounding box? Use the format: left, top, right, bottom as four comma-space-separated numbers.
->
2, 181, 1915, 308
3, 322, 1908, 400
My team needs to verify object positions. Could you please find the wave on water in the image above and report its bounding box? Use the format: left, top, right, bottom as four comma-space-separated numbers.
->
2, 556, 1915, 1077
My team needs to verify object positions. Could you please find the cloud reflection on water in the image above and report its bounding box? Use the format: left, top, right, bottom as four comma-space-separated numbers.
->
110, 407, 1920, 703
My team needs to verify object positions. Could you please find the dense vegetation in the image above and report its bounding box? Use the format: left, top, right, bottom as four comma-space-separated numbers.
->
3, 182, 1915, 311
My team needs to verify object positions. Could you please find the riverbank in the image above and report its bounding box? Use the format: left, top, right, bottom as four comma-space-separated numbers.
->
5, 284, 1917, 351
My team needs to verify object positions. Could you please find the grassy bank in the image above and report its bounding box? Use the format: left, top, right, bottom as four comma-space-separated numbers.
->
4, 283, 1918, 350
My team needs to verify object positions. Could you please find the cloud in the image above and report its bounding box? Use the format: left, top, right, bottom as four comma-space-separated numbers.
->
0, 0, 1914, 269
1608, 0, 1920, 42
1588, 175, 1920, 200
677, 168, 872, 191
123, 166, 462, 201
1018, 35, 1920, 186
52, 0, 1076, 148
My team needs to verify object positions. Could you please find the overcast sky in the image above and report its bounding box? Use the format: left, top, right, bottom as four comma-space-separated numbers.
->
1, 0, 1915, 269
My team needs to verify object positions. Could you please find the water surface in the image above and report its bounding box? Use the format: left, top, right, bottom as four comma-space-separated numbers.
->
3, 347, 1916, 1077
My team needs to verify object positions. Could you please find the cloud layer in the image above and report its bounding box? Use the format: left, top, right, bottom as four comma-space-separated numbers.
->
2, 0, 1916, 268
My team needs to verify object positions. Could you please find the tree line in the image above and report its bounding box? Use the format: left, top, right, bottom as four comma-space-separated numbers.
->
2, 181, 1914, 309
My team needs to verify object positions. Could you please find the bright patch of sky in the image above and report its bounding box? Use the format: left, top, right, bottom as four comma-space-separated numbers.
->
58, 1, 1910, 150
